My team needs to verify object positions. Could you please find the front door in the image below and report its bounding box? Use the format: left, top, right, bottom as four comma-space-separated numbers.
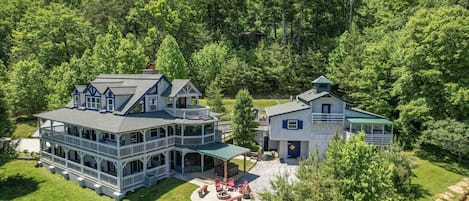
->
263, 136, 269, 151
287, 141, 301, 158
322, 104, 331, 113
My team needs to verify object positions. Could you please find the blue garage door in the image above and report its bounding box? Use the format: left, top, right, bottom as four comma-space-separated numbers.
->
287, 141, 301, 158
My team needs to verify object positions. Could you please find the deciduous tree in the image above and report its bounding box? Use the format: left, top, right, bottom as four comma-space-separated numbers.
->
7, 59, 47, 117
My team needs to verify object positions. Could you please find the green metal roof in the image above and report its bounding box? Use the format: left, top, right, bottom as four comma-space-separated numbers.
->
312, 75, 332, 84
190, 143, 250, 161
347, 118, 394, 125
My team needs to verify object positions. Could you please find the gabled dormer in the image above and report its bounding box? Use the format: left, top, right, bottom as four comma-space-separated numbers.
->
84, 84, 102, 110
72, 85, 87, 108
312, 75, 332, 93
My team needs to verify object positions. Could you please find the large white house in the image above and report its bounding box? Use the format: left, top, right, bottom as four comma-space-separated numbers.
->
264, 76, 394, 159
34, 72, 249, 200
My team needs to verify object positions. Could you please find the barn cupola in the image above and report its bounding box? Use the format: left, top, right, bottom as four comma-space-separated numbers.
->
312, 75, 332, 93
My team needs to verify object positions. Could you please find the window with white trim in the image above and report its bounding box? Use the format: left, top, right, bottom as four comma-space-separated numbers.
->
107, 98, 114, 111
74, 95, 79, 107
96, 97, 101, 109
86, 97, 91, 108
287, 120, 298, 129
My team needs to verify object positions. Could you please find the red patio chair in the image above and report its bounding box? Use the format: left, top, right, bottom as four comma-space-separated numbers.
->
237, 180, 248, 192
215, 178, 223, 192
226, 178, 235, 191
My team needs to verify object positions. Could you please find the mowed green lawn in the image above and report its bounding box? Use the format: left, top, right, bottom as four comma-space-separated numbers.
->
199, 98, 289, 121
0, 160, 197, 201
230, 158, 255, 172
410, 152, 468, 201
12, 120, 37, 138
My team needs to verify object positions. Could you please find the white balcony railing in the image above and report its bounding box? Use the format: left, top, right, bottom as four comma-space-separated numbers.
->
345, 131, 393, 145
165, 105, 210, 119
312, 113, 344, 124
123, 172, 145, 188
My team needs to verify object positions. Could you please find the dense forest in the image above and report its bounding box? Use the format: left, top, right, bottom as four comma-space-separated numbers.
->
0, 0, 467, 152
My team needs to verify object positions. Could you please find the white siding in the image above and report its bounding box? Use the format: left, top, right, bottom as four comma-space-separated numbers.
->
310, 96, 344, 113
269, 109, 312, 141
301, 141, 309, 158
278, 141, 288, 159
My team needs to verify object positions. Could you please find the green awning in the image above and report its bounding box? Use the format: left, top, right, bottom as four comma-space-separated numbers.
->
347, 118, 394, 125
190, 143, 250, 161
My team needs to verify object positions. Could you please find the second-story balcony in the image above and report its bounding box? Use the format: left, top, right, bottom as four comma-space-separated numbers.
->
312, 113, 344, 124
165, 105, 210, 119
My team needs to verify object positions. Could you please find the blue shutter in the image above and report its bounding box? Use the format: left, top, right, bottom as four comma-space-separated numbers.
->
298, 120, 303, 129
282, 120, 287, 129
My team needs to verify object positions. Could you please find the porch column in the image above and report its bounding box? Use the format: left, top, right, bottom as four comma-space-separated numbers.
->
181, 151, 185, 175
64, 147, 69, 166
360, 124, 363, 131
391, 125, 394, 134
117, 135, 120, 158
181, 125, 184, 145
371, 124, 374, 135
243, 154, 246, 175
165, 151, 170, 175
79, 151, 84, 173
223, 160, 228, 183
201, 125, 205, 144
96, 156, 102, 180
201, 153, 204, 173
349, 123, 352, 133
143, 156, 148, 177
382, 125, 385, 135
173, 151, 176, 170
196, 96, 199, 105
115, 161, 121, 189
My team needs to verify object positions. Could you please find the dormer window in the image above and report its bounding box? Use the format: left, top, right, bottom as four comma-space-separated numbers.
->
107, 98, 114, 111
86, 96, 101, 110
74, 95, 79, 107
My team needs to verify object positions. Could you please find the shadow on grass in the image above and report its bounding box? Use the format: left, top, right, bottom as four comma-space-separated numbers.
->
124, 178, 190, 201
409, 183, 431, 200
0, 173, 42, 200
416, 147, 469, 176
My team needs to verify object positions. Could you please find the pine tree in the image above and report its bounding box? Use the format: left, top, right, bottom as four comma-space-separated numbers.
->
155, 35, 188, 80
205, 81, 225, 113
231, 89, 256, 148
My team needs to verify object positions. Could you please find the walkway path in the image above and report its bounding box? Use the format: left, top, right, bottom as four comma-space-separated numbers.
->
14, 138, 40, 153
436, 177, 469, 201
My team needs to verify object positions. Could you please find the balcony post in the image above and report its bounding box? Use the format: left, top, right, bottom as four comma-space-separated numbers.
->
181, 125, 184, 145
201, 125, 204, 144
200, 153, 204, 173
165, 126, 169, 147
173, 96, 177, 116
50, 120, 54, 136
117, 135, 120, 158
